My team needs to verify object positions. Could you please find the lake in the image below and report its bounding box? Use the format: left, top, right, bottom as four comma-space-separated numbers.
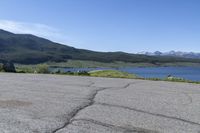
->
50, 66, 200, 82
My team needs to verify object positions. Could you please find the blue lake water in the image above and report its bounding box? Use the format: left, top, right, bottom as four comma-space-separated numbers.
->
119, 67, 200, 82
50, 66, 200, 82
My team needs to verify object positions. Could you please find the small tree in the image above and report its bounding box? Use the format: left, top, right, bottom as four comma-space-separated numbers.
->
3, 62, 16, 72
0, 64, 4, 72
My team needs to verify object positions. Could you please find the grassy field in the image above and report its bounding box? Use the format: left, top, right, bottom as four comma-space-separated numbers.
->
47, 60, 200, 68
46, 60, 157, 68
13, 60, 200, 84
89, 70, 138, 79
15, 60, 200, 69
146, 77, 200, 84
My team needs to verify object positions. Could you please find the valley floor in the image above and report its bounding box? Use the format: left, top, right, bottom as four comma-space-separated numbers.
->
15, 60, 200, 69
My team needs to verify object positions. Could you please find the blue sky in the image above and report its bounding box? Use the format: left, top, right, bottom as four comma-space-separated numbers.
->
0, 0, 200, 53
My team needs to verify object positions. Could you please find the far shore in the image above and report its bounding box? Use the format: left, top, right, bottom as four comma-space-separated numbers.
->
15, 60, 200, 69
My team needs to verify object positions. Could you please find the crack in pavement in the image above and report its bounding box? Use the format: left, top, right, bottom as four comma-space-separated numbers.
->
86, 81, 95, 87
95, 102, 200, 127
90, 82, 136, 91
52, 82, 134, 133
162, 101, 182, 120
71, 118, 159, 133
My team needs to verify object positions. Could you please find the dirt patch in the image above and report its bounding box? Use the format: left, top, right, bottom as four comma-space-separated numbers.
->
0, 100, 32, 108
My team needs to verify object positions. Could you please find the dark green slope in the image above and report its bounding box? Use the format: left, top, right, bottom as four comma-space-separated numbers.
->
0, 29, 199, 64
0, 29, 77, 63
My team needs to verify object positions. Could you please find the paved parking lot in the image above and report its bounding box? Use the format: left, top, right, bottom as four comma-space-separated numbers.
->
0, 73, 200, 133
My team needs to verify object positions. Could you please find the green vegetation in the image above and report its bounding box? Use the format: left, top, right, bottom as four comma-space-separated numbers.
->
15, 60, 200, 70
0, 62, 16, 72
0, 63, 4, 72
55, 70, 90, 76
16, 66, 35, 73
5, 63, 200, 84
160, 62, 200, 67
16, 64, 49, 74
50, 60, 200, 68
36, 64, 49, 74
3, 62, 16, 72
163, 76, 199, 84
165, 76, 185, 82
145, 77, 200, 84
46, 60, 158, 68
0, 29, 199, 84
1, 29, 200, 65
89, 70, 138, 79
0, 30, 199, 83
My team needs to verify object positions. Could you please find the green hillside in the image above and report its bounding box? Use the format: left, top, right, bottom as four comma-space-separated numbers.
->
0, 29, 200, 64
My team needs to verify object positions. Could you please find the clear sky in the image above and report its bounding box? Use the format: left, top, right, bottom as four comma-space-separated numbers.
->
0, 0, 200, 53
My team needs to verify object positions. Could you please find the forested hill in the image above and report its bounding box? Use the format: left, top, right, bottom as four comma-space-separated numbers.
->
0, 29, 199, 64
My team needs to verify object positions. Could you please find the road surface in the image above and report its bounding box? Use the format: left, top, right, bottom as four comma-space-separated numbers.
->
0, 73, 200, 133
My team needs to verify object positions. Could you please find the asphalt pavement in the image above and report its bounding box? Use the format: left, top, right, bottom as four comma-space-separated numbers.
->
0, 73, 200, 133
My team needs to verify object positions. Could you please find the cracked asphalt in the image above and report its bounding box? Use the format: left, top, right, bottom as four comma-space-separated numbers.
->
0, 73, 200, 133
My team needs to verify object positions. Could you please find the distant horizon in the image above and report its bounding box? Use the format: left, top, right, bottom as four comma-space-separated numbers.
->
0, 0, 199, 53
0, 28, 199, 54
0, 0, 200, 53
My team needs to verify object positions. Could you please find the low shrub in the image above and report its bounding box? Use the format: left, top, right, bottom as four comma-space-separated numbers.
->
165, 76, 186, 82
16, 66, 35, 73
36, 64, 49, 74
65, 71, 74, 75
77, 71, 90, 76
0, 64, 4, 72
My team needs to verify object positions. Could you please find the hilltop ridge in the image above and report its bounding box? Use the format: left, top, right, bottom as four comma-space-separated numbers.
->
0, 29, 199, 64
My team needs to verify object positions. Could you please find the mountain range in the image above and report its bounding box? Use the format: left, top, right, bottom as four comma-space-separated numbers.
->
0, 29, 200, 64
137, 51, 200, 59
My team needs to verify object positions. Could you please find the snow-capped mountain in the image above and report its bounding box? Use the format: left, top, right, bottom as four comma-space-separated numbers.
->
137, 51, 200, 59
